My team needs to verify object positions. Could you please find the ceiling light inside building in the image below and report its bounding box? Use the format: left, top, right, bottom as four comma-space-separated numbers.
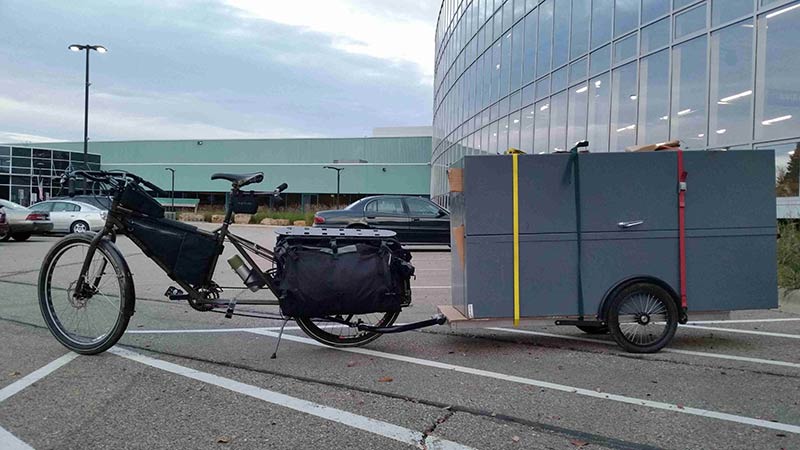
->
540, 104, 549, 111
762, 115, 792, 125
719, 90, 752, 103
767, 3, 800, 19
575, 86, 588, 93
677, 108, 693, 116
716, 129, 727, 134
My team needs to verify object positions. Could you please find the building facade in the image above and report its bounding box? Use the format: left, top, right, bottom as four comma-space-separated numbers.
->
28, 136, 432, 208
432, 0, 800, 206
0, 146, 100, 206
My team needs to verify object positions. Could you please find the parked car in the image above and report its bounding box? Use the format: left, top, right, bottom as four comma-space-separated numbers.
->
313, 196, 450, 244
0, 208, 9, 239
28, 200, 107, 234
49, 194, 112, 210
0, 199, 53, 242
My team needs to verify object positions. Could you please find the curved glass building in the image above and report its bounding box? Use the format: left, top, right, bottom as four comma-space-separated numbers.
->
432, 0, 800, 206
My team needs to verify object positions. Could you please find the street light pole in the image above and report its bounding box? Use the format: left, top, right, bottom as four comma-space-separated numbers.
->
323, 166, 344, 208
69, 44, 107, 166
165, 168, 175, 213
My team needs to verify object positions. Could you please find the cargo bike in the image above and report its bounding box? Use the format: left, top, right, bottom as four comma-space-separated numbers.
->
37, 169, 444, 356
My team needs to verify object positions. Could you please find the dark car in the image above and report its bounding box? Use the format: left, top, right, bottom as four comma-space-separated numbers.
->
313, 196, 450, 244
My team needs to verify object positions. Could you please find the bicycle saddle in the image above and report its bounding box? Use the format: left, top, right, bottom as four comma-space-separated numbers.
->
211, 172, 264, 188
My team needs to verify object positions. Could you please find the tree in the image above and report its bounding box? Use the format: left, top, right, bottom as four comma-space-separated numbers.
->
776, 143, 800, 197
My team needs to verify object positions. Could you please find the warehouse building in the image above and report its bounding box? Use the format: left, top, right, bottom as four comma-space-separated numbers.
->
432, 0, 800, 206
7, 128, 431, 208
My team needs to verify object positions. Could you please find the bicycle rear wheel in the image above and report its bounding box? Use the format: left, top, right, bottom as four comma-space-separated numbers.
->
38, 233, 134, 355
295, 311, 400, 347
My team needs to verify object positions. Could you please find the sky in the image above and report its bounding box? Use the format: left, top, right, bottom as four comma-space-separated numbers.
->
0, 0, 440, 143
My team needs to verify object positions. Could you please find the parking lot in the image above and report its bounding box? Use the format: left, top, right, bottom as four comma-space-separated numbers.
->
1, 225, 799, 449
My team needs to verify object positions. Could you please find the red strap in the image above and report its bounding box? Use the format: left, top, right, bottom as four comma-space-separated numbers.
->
677, 149, 688, 309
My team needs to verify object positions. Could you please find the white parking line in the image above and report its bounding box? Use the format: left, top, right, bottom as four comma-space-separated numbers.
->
108, 347, 472, 450
411, 286, 452, 289
0, 352, 79, 450
126, 327, 291, 334
687, 318, 800, 325
488, 328, 800, 369
0, 353, 78, 403
0, 426, 34, 450
681, 325, 800, 339
247, 329, 800, 435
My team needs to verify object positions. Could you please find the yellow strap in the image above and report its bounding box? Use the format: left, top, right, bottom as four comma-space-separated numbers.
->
512, 153, 520, 326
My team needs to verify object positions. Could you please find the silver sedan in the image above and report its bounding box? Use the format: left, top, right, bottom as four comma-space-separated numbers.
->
0, 199, 54, 242
28, 200, 106, 234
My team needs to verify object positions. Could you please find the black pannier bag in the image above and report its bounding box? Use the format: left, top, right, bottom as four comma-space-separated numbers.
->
119, 183, 165, 218
125, 216, 220, 286
274, 229, 414, 318
229, 191, 258, 214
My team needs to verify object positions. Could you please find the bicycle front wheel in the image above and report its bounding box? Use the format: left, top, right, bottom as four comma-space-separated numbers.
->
38, 233, 134, 355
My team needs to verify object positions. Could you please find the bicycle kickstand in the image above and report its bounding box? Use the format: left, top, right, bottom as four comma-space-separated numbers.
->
270, 319, 290, 360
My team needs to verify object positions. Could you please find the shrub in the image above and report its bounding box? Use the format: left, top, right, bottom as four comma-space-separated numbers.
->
778, 221, 800, 289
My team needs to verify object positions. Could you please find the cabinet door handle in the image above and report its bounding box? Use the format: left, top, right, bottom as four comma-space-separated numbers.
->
617, 220, 644, 228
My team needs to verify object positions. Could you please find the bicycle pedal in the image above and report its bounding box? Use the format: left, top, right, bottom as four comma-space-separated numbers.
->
164, 286, 189, 301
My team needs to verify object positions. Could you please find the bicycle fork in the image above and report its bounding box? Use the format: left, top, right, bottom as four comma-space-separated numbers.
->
74, 227, 112, 299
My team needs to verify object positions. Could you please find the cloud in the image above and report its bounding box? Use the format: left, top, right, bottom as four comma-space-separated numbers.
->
223, 0, 436, 84
0, 132, 63, 144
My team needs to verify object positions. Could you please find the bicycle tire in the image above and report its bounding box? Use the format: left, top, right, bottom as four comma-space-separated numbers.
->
38, 233, 135, 355
295, 311, 400, 348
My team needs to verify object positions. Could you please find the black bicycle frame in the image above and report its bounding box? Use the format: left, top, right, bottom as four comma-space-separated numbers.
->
74, 181, 281, 307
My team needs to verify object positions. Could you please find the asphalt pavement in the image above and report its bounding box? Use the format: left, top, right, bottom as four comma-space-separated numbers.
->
1, 225, 799, 450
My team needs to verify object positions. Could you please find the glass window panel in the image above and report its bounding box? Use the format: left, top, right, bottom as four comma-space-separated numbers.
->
671, 35, 708, 149
520, 105, 536, 152
756, 3, 800, 141
588, 73, 612, 151
568, 82, 590, 146
0, 154, 10, 173
537, 0, 554, 76
32, 149, 50, 158
570, 56, 588, 82
494, 10, 503, 40
0, 146, 9, 156
510, 23, 524, 91
610, 62, 639, 151
638, 49, 671, 144
675, 0, 699, 8
503, 0, 514, 32
590, 44, 611, 75
571, 0, 591, 59
712, 0, 752, 26
613, 33, 637, 64
488, 120, 499, 152
500, 30, 513, 97
536, 75, 551, 99
522, 83, 535, 104
642, 0, 670, 23
553, 0, 571, 68
614, 0, 639, 37
761, 142, 799, 197
510, 89, 522, 111
641, 17, 670, 54
591, 0, 613, 49
549, 90, 568, 152
492, 39, 503, 101
675, 3, 707, 39
709, 21, 754, 147
514, 0, 526, 21
552, 66, 569, 92
498, 115, 510, 152
534, 99, 551, 152
509, 111, 522, 149
12, 148, 31, 157
522, 11, 538, 85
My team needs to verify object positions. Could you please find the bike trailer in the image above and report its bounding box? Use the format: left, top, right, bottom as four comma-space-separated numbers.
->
441, 148, 777, 352
273, 227, 414, 317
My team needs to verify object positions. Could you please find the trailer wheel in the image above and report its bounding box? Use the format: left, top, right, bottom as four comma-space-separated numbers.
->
576, 325, 608, 334
607, 282, 678, 353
